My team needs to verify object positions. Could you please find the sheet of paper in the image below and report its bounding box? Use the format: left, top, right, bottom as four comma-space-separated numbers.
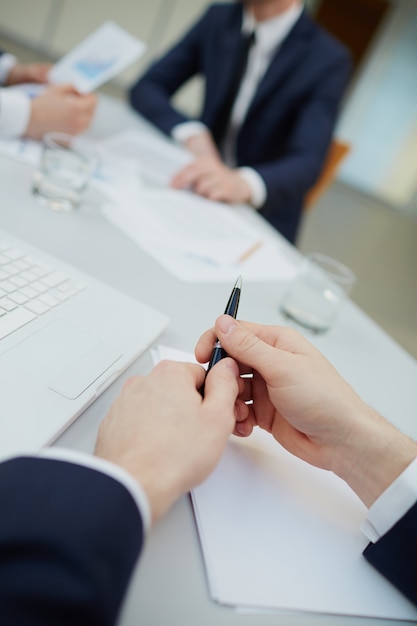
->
151, 345, 200, 366
151, 347, 417, 620
48, 22, 146, 93
100, 188, 297, 282
0, 137, 41, 166
192, 429, 417, 620
98, 129, 193, 186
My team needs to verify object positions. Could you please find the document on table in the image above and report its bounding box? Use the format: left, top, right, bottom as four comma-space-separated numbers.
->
151, 347, 417, 620
48, 22, 146, 93
100, 188, 297, 282
98, 129, 193, 187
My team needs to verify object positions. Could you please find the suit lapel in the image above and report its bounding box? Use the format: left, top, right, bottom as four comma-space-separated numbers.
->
246, 11, 314, 120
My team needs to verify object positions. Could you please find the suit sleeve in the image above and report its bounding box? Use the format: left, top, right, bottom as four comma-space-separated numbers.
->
129, 8, 211, 134
0, 457, 144, 626
363, 502, 417, 606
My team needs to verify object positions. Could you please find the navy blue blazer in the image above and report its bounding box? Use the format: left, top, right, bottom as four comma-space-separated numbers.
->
129, 3, 351, 243
0, 457, 143, 625
1, 457, 415, 622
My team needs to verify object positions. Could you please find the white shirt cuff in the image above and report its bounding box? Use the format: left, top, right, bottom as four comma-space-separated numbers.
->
172, 121, 209, 144
36, 447, 152, 533
238, 166, 267, 208
0, 88, 31, 137
361, 457, 417, 543
0, 53, 18, 84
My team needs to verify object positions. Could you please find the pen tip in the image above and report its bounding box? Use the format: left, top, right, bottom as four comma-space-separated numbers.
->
234, 275, 242, 289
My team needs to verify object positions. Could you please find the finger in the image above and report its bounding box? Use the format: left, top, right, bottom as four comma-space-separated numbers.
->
202, 357, 239, 423
195, 327, 217, 362
234, 415, 256, 437
214, 315, 288, 385
194, 174, 220, 196
195, 328, 253, 378
171, 165, 197, 189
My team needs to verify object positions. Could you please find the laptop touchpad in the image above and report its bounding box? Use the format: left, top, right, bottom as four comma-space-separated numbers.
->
5, 320, 122, 399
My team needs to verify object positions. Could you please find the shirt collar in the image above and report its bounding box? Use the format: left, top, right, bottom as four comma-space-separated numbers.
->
242, 2, 304, 54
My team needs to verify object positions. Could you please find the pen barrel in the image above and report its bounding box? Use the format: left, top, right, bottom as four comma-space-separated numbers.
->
224, 288, 240, 318
207, 345, 228, 372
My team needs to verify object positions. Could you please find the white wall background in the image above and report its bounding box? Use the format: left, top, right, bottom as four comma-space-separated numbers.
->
336, 0, 417, 217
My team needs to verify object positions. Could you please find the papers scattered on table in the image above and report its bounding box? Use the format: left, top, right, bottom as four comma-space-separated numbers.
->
150, 345, 200, 366
150, 346, 417, 620
101, 188, 297, 282
98, 129, 193, 187
0, 137, 41, 166
49, 21, 146, 93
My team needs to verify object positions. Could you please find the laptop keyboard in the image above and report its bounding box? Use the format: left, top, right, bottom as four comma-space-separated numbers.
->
0, 241, 85, 341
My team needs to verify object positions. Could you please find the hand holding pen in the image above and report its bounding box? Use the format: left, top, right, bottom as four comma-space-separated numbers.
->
200, 276, 242, 396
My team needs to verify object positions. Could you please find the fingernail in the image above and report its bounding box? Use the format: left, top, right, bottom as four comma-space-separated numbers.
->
217, 315, 238, 335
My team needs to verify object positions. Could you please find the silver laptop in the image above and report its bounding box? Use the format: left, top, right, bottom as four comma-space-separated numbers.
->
0, 229, 169, 460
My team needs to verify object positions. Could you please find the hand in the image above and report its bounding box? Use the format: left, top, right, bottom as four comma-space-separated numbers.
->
184, 130, 220, 159
6, 62, 51, 85
95, 358, 246, 523
196, 315, 417, 507
171, 155, 252, 204
25, 85, 97, 140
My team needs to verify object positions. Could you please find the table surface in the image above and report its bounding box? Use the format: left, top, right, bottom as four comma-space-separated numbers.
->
1, 94, 416, 626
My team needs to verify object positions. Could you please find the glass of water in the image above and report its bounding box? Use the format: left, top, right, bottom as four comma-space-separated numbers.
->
281, 253, 356, 333
33, 132, 96, 211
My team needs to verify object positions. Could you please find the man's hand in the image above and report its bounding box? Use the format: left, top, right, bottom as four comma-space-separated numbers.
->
6, 62, 51, 85
171, 155, 252, 204
184, 130, 220, 159
196, 315, 417, 507
25, 85, 97, 139
95, 358, 246, 523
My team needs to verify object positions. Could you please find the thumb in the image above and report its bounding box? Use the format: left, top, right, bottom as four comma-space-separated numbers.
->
215, 315, 280, 382
203, 357, 239, 426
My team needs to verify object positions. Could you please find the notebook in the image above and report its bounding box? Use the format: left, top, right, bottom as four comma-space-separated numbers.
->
0, 229, 169, 460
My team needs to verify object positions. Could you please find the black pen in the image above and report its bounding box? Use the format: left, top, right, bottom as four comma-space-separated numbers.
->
200, 276, 242, 396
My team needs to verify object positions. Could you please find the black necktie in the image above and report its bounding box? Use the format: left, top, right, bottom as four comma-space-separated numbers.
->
212, 30, 256, 146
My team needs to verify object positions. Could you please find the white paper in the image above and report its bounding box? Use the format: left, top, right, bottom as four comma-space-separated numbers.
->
192, 429, 417, 620
98, 129, 193, 186
48, 22, 146, 93
150, 345, 200, 366
100, 188, 297, 282
0, 137, 41, 166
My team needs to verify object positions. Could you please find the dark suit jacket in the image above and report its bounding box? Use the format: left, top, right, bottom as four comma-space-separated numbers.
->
129, 3, 351, 243
0, 457, 143, 625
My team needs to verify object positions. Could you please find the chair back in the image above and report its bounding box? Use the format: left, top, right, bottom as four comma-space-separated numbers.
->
304, 140, 351, 209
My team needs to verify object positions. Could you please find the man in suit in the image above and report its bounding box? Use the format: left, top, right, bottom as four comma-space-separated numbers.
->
0, 325, 416, 622
129, 0, 351, 243
0, 51, 96, 139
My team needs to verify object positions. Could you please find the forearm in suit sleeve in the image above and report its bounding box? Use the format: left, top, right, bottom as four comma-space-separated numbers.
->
0, 457, 144, 625
129, 9, 211, 134
363, 501, 417, 606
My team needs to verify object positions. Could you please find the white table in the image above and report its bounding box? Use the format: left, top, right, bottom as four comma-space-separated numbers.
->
1, 94, 416, 626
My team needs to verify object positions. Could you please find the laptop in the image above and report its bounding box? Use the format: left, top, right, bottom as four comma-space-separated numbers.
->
0, 229, 169, 460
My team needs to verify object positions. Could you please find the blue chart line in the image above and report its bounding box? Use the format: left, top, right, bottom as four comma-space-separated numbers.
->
74, 56, 117, 79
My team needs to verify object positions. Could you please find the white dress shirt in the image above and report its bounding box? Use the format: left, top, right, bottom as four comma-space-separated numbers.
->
362, 456, 417, 543
0, 53, 32, 138
172, 2, 303, 208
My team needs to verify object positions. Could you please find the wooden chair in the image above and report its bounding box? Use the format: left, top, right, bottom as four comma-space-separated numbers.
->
304, 139, 351, 210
